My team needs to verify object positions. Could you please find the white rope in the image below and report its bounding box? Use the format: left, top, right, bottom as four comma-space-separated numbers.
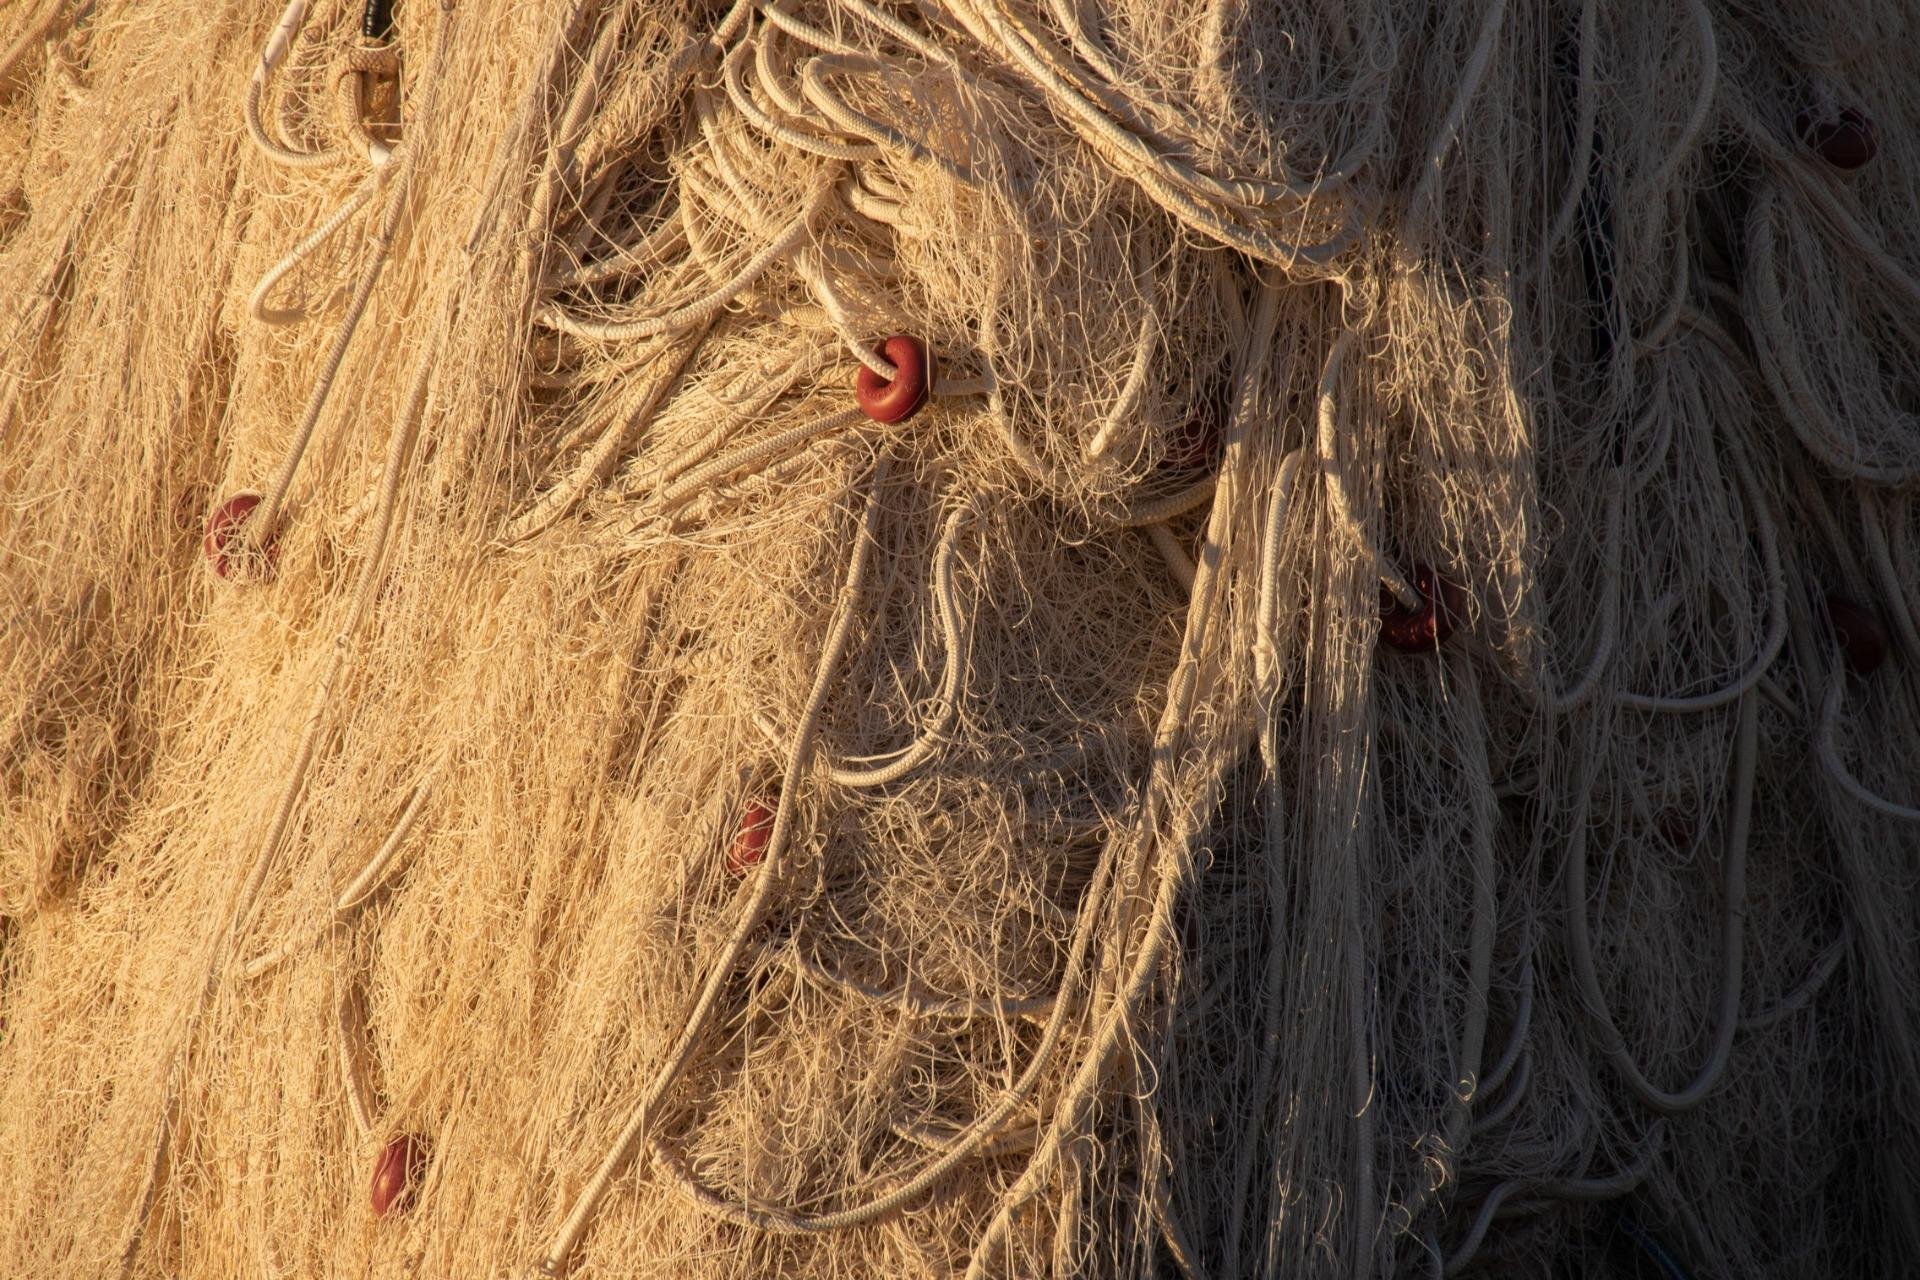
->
248, 170, 385, 326
1816, 670, 1920, 822
538, 173, 836, 342
825, 501, 973, 788
246, 0, 342, 170
1615, 428, 1786, 712
1564, 696, 1753, 1113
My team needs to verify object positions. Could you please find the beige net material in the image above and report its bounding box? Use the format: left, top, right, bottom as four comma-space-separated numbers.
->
3, 0, 1918, 1276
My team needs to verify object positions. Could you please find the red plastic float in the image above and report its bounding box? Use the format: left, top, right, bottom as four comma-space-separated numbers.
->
1825, 594, 1888, 676
854, 336, 930, 424
369, 1133, 428, 1217
202, 490, 277, 580
1797, 107, 1878, 170
1378, 564, 1467, 653
725, 800, 776, 877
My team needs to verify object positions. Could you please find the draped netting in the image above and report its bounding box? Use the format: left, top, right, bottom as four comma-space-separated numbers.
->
3, 0, 1918, 1276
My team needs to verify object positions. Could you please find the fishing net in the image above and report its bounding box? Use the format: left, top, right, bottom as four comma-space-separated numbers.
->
3, 0, 1918, 1275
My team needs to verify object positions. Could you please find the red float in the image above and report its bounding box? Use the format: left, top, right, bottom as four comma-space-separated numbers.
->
202, 491, 277, 580
1378, 564, 1467, 653
854, 336, 930, 424
370, 1133, 428, 1217
1797, 107, 1879, 170
1825, 594, 1888, 676
726, 800, 776, 877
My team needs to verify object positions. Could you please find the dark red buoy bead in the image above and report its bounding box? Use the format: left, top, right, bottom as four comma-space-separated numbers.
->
854, 336, 930, 424
1825, 594, 1888, 676
202, 491, 277, 581
1797, 107, 1879, 170
369, 1133, 428, 1217
725, 800, 775, 877
1378, 564, 1467, 653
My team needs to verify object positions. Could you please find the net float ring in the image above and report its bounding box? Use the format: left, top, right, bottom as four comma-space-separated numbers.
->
1796, 107, 1879, 170
202, 491, 279, 581
854, 335, 930, 424
369, 1132, 429, 1217
1378, 563, 1467, 653
1824, 594, 1888, 676
725, 799, 776, 877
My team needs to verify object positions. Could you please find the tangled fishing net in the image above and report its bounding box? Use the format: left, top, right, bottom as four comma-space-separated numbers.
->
5, 0, 1920, 1274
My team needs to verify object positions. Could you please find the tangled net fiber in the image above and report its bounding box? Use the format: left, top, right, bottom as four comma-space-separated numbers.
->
4, 0, 1919, 1274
